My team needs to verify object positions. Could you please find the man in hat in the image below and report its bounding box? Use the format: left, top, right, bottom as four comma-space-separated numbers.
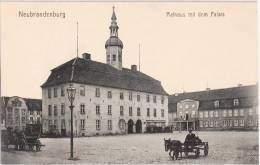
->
184, 129, 196, 154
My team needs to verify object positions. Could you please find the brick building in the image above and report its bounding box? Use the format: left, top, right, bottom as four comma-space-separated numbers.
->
168, 84, 258, 131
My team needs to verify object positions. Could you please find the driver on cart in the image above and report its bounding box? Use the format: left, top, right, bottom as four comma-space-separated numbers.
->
184, 129, 196, 151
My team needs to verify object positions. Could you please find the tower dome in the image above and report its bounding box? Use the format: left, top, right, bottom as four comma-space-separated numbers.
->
105, 36, 123, 49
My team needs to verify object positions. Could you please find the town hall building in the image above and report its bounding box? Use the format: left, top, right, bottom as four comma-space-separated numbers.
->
41, 7, 168, 136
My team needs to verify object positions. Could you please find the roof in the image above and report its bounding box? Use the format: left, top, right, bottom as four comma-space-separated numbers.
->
168, 84, 258, 113
41, 57, 168, 95
1, 96, 42, 111
24, 98, 42, 111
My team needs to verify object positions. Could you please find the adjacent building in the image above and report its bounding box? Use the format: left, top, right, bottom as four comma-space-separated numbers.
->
1, 96, 42, 131
168, 84, 258, 131
41, 7, 168, 137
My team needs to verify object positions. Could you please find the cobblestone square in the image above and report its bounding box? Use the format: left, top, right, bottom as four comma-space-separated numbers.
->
1, 131, 258, 164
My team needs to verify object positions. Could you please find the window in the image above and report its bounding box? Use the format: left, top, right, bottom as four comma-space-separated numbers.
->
107, 91, 112, 98
228, 110, 232, 117
37, 111, 40, 116
179, 112, 183, 119
233, 99, 239, 106
119, 119, 125, 130
234, 120, 238, 126
209, 121, 213, 127
96, 105, 100, 115
54, 105, 58, 116
80, 85, 85, 96
248, 119, 254, 126
80, 119, 85, 129
120, 106, 124, 116
229, 120, 232, 127
129, 107, 133, 116
48, 88, 52, 98
234, 109, 238, 117
204, 111, 208, 118
209, 111, 214, 118
204, 121, 209, 127
147, 108, 150, 117
54, 88, 58, 97
61, 86, 65, 97
61, 119, 66, 129
223, 110, 227, 117
137, 107, 141, 116
112, 54, 116, 61
108, 120, 112, 130
21, 117, 26, 123
200, 121, 204, 127
129, 92, 132, 101
146, 95, 150, 102
214, 111, 218, 117
96, 120, 100, 130
249, 108, 253, 116
153, 95, 157, 103
214, 100, 219, 108
161, 96, 165, 104
239, 109, 244, 116
108, 105, 112, 115
80, 104, 85, 115
153, 108, 157, 117
54, 120, 58, 128
239, 119, 244, 126
61, 104, 65, 115
214, 121, 218, 127
95, 88, 100, 97
48, 120, 52, 126
191, 110, 195, 118
185, 105, 189, 109
161, 109, 164, 117
30, 111, 33, 115
199, 112, 203, 118
137, 94, 140, 102
48, 105, 52, 116
30, 117, 33, 123
120, 92, 124, 100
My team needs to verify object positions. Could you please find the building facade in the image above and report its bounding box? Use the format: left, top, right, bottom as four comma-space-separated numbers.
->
168, 84, 258, 131
41, 7, 168, 137
2, 96, 42, 131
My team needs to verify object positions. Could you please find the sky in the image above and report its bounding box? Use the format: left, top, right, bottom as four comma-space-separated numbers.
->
0, 2, 257, 99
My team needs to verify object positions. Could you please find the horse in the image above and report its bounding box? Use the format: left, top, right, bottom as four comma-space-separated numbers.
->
164, 138, 182, 160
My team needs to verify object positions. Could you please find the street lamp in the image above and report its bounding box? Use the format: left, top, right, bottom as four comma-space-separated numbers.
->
67, 84, 77, 160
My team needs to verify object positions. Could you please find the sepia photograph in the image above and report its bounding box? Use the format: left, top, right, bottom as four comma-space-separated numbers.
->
0, 0, 258, 164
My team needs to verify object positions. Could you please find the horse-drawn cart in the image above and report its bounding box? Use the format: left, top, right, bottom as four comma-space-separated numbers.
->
1, 124, 45, 152
164, 138, 209, 160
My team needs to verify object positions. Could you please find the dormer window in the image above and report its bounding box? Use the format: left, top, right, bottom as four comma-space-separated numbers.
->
214, 100, 219, 108
233, 99, 239, 106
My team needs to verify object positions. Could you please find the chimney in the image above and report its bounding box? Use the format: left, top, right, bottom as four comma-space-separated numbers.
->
82, 53, 91, 60
131, 65, 137, 71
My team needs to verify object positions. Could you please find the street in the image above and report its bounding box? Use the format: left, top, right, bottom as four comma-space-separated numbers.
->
1, 131, 258, 164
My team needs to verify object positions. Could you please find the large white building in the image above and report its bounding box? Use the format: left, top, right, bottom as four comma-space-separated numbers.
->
41, 7, 168, 136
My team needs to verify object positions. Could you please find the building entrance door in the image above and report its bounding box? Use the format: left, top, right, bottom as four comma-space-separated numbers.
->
136, 120, 142, 133
128, 119, 134, 133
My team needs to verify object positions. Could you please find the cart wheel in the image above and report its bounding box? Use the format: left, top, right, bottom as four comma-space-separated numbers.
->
195, 148, 200, 158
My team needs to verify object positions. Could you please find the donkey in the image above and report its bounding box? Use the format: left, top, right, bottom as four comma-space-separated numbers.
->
164, 138, 182, 160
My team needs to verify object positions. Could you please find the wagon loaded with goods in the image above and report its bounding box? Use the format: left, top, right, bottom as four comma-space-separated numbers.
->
1, 124, 45, 151
164, 137, 208, 160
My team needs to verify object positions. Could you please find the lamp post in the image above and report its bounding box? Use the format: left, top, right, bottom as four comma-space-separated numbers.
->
67, 84, 76, 160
